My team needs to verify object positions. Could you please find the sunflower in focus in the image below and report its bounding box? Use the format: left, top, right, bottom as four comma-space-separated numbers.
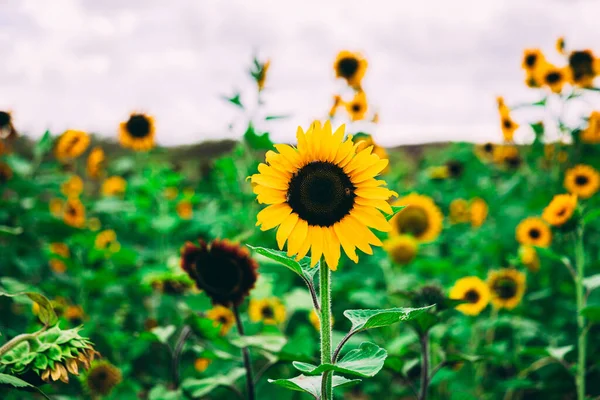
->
0, 111, 17, 139
519, 245, 540, 273
206, 306, 236, 335
55, 130, 90, 162
176, 200, 193, 219
61, 175, 84, 198
581, 111, 600, 144
63, 197, 86, 228
469, 198, 488, 228
355, 133, 389, 174
564, 164, 600, 199
102, 176, 127, 197
308, 309, 333, 331
83, 361, 122, 397
449, 276, 490, 316
87, 147, 105, 179
334, 50, 368, 88
194, 358, 211, 373
383, 235, 418, 266
449, 199, 470, 224
251, 121, 396, 270
328, 95, 343, 119
487, 269, 526, 310
345, 91, 368, 121
539, 64, 570, 93
516, 217, 552, 247
95, 229, 120, 253
49, 242, 70, 274
391, 194, 443, 243
249, 298, 286, 325
569, 50, 596, 88
542, 194, 577, 227
0, 162, 13, 184
119, 113, 156, 151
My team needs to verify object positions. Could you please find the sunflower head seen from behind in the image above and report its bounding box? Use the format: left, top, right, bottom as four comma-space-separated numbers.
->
251, 121, 397, 270
334, 50, 368, 88
119, 113, 156, 151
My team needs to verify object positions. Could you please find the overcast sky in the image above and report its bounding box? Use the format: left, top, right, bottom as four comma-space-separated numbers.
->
1, 0, 599, 147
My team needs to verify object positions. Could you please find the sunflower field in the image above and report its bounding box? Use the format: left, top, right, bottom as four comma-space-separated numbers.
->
2, 40, 600, 400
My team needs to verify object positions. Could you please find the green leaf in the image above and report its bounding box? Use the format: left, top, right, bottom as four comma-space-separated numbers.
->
151, 215, 179, 233
583, 274, 600, 293
385, 205, 406, 221
445, 352, 482, 363
229, 335, 287, 353
243, 122, 273, 150
343, 306, 434, 331
222, 92, 244, 109
583, 209, 600, 224
247, 245, 319, 281
0, 290, 57, 326
181, 368, 246, 398
581, 305, 600, 322
0, 372, 34, 388
265, 115, 290, 121
546, 345, 573, 361
534, 246, 570, 266
33, 131, 53, 159
269, 374, 360, 398
150, 325, 177, 344
0, 225, 23, 236
293, 342, 387, 378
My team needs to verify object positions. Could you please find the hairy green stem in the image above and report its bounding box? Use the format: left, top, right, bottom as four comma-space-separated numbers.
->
319, 260, 333, 400
233, 306, 255, 400
0, 327, 47, 358
575, 225, 586, 400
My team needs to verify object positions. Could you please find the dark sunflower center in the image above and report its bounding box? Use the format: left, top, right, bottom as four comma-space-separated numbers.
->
0, 111, 10, 127
352, 103, 362, 113
395, 206, 429, 237
337, 57, 359, 78
96, 370, 108, 381
218, 315, 229, 324
545, 72, 562, 84
464, 289, 480, 304
126, 115, 151, 138
65, 136, 81, 153
67, 205, 77, 216
569, 51, 594, 81
195, 256, 243, 296
506, 156, 521, 168
503, 119, 513, 129
528, 228, 541, 239
556, 207, 567, 217
446, 161, 463, 177
494, 278, 517, 299
261, 305, 275, 319
286, 161, 355, 227
575, 175, 589, 186
525, 54, 537, 68
483, 143, 493, 153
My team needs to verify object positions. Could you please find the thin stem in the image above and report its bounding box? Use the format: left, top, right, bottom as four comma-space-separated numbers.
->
233, 306, 255, 400
171, 325, 192, 387
332, 329, 361, 364
429, 361, 447, 381
418, 332, 430, 400
304, 277, 321, 313
575, 225, 586, 400
0, 327, 47, 357
319, 260, 333, 400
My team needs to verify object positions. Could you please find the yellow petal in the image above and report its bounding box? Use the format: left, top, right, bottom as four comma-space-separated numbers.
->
276, 212, 299, 249
251, 174, 289, 190
295, 232, 313, 260
355, 187, 397, 200
287, 219, 309, 256
351, 158, 389, 183
310, 226, 324, 267
346, 215, 383, 246
333, 222, 359, 263
257, 204, 292, 231
323, 228, 341, 271
355, 196, 393, 214
351, 205, 392, 232
274, 144, 302, 168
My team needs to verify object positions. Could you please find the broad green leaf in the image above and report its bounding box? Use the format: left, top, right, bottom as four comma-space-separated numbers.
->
583, 209, 600, 224
181, 368, 245, 398
33, 130, 53, 159
0, 373, 51, 400
385, 205, 406, 221
148, 385, 182, 400
581, 305, 600, 322
293, 342, 387, 378
150, 325, 177, 344
0, 290, 57, 326
535, 246, 570, 266
269, 374, 360, 398
151, 215, 179, 233
244, 122, 273, 150
546, 345, 573, 361
230, 335, 287, 353
343, 306, 434, 331
247, 245, 320, 281
583, 274, 600, 293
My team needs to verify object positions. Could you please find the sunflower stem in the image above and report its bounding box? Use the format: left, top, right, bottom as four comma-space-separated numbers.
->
575, 225, 586, 400
418, 332, 430, 400
233, 305, 255, 400
319, 257, 333, 400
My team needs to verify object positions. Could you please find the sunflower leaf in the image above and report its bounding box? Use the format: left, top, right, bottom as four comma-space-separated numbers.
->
247, 245, 319, 281
181, 367, 246, 398
229, 335, 287, 353
269, 374, 360, 398
0, 290, 57, 326
0, 373, 51, 400
546, 345, 573, 361
343, 306, 434, 332
583, 209, 600, 225
33, 130, 53, 159
244, 122, 274, 150
583, 274, 600, 293
385, 205, 406, 221
581, 305, 600, 322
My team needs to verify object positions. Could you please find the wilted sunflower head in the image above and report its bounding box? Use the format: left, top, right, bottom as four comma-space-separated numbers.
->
249, 297, 286, 325
542, 193, 577, 227
391, 194, 443, 243
487, 269, 526, 310
55, 130, 90, 162
521, 49, 545, 72
568, 50, 596, 87
102, 176, 127, 197
250, 121, 396, 270
469, 198, 488, 228
345, 91, 368, 121
516, 217, 552, 248
63, 197, 86, 228
519, 245, 540, 273
87, 147, 105, 179
84, 361, 122, 397
206, 305, 236, 335
564, 164, 600, 199
119, 113, 156, 151
334, 50, 368, 88
449, 276, 490, 316
0, 162, 13, 184
539, 64, 570, 93
181, 239, 258, 306
61, 175, 84, 198
412, 284, 446, 310
383, 235, 418, 265
449, 198, 470, 224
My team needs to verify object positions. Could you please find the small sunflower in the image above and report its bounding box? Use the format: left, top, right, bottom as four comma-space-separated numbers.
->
334, 50, 368, 88
55, 130, 90, 162
556, 37, 566, 55
521, 49, 545, 73
519, 245, 540, 273
176, 200, 193, 219
308, 309, 333, 332
449, 198, 470, 224
515, 217, 552, 247
564, 164, 600, 199
102, 176, 127, 196
194, 358, 211, 373
469, 198, 488, 228
0, 162, 13, 184
391, 194, 443, 243
206, 305, 236, 335
49, 243, 70, 274
119, 113, 156, 151
355, 133, 389, 174
251, 121, 396, 270
164, 187, 179, 200
328, 95, 343, 119
88, 217, 102, 231
61, 175, 84, 198
64, 305, 86, 325
494, 145, 521, 169
539, 64, 570, 93
0, 111, 17, 139
345, 91, 368, 121
87, 147, 105, 179
49, 198, 64, 217
95, 229, 120, 253
581, 111, 600, 144
475, 142, 496, 162
383, 235, 418, 265
487, 269, 526, 310
63, 197, 86, 228
542, 194, 577, 227
249, 298, 286, 325
181, 239, 258, 306
449, 277, 490, 316
500, 113, 519, 142
84, 361, 122, 397
569, 50, 596, 88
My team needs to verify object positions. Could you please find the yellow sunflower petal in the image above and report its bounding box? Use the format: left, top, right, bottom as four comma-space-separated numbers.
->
333, 222, 359, 262
323, 228, 341, 270
287, 219, 308, 256
276, 213, 299, 250
257, 204, 292, 230
310, 226, 324, 267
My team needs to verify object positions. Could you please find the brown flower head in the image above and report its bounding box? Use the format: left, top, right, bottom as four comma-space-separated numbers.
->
84, 361, 122, 396
181, 239, 258, 306
0, 111, 17, 140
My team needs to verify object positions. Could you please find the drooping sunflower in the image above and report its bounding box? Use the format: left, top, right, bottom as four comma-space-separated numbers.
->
249, 297, 286, 325
449, 198, 470, 224
102, 176, 127, 196
542, 193, 577, 227
206, 305, 236, 335
251, 121, 396, 270
176, 200, 193, 219
564, 164, 600, 199
487, 269, 526, 310
86, 147, 105, 179
539, 64, 570, 93
519, 245, 540, 273
119, 113, 156, 151
83, 361, 122, 397
569, 50, 596, 88
0, 111, 17, 140
0, 162, 13, 184
334, 50, 368, 88
383, 235, 418, 266
308, 309, 333, 332
581, 111, 600, 144
469, 198, 488, 228
63, 197, 86, 228
355, 133, 389, 174
449, 277, 490, 316
181, 239, 258, 306
95, 229, 120, 253
55, 130, 90, 162
390, 194, 443, 243
515, 217, 552, 247
328, 95, 343, 119
61, 175, 84, 198
194, 358, 212, 373
345, 91, 368, 121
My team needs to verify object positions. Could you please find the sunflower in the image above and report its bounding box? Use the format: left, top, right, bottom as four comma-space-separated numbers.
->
176, 200, 193, 219
542, 194, 577, 227
64, 305, 86, 325
181, 239, 258, 306
0, 162, 13, 184
581, 111, 600, 144
449, 199, 470, 224
95, 229, 120, 252
206, 306, 236, 335
412, 285, 447, 310
88, 217, 102, 231
569, 50, 596, 88
515, 217, 552, 247
308, 309, 333, 332
521, 49, 545, 73
251, 121, 396, 270
383, 235, 418, 265
475, 142, 496, 162
445, 160, 464, 178
0, 111, 17, 139
390, 194, 443, 243
49, 198, 64, 217
49, 259, 67, 274
494, 145, 521, 169
61, 175, 84, 197
500, 113, 519, 142
469, 198, 488, 228
63, 197, 86, 228
84, 361, 122, 397
194, 358, 211, 373
428, 165, 449, 180
345, 91, 368, 121
449, 276, 490, 316
355, 133, 389, 174
55, 130, 90, 162
249, 298, 286, 325
487, 269, 526, 310
556, 37, 566, 55
328, 95, 343, 119
519, 245, 540, 273
256, 59, 271, 92
119, 113, 156, 151
539, 64, 570, 93
334, 50, 368, 88
102, 176, 126, 196
87, 147, 105, 179
564, 164, 600, 199
49, 243, 70, 274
